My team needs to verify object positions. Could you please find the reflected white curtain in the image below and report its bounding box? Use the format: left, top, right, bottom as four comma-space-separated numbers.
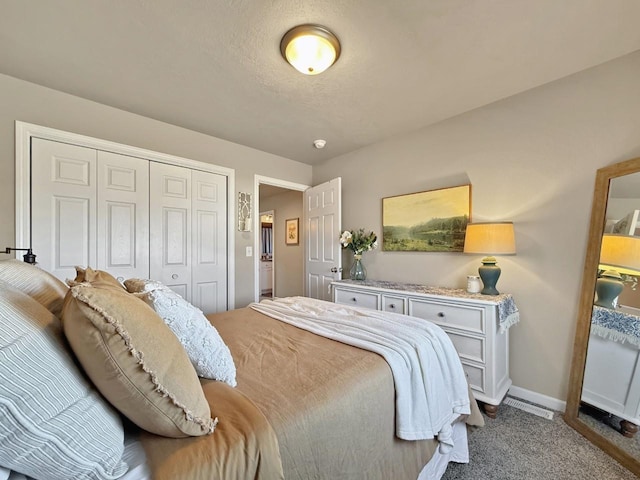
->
262, 226, 273, 255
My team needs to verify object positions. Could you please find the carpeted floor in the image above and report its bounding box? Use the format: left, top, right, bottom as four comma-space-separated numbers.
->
441, 401, 637, 480
579, 405, 640, 459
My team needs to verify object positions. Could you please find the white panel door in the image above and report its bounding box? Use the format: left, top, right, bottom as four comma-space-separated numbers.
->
150, 162, 192, 301
304, 177, 341, 300
191, 170, 227, 313
97, 151, 149, 281
31, 138, 97, 282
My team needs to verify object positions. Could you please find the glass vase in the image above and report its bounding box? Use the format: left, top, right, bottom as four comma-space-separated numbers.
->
350, 254, 366, 281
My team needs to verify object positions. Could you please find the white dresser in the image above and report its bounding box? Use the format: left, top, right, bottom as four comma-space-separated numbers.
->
331, 279, 519, 418
582, 306, 640, 437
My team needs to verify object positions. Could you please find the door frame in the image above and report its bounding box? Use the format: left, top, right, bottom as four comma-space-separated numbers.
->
15, 121, 237, 309
253, 175, 309, 302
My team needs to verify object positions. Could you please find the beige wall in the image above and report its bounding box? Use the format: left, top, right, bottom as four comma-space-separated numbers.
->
4, 50, 640, 402
0, 74, 312, 308
260, 190, 304, 298
314, 51, 640, 402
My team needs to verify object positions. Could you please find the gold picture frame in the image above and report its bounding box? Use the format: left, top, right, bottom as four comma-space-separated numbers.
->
382, 184, 471, 252
285, 218, 299, 245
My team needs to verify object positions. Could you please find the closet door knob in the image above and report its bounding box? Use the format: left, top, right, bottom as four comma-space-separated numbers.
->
172, 274, 178, 280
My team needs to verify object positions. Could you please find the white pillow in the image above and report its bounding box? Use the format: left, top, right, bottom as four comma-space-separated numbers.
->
124, 279, 237, 387
0, 280, 127, 480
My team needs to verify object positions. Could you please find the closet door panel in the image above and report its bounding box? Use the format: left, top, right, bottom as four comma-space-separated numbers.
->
29, 136, 228, 306
97, 151, 149, 281
192, 170, 227, 313
31, 138, 97, 281
150, 163, 192, 301
55, 197, 92, 269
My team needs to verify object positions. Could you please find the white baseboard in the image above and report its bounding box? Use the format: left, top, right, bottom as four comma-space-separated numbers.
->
508, 385, 566, 413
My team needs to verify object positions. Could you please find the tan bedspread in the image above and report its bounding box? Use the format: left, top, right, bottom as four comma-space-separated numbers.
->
139, 306, 483, 480
217, 307, 483, 479
138, 378, 284, 479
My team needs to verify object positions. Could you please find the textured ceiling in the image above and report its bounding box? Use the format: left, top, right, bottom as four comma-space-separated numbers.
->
2, 1, 640, 165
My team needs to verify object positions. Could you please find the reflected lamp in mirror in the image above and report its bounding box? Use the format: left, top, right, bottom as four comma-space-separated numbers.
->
463, 222, 516, 295
595, 234, 640, 309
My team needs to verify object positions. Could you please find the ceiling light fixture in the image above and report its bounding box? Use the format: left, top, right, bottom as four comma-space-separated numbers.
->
280, 24, 341, 75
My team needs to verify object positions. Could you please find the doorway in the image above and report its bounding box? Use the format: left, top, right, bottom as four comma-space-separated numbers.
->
254, 176, 308, 302
259, 210, 274, 300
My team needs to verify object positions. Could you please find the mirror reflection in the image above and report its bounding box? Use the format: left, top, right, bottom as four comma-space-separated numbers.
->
580, 171, 640, 457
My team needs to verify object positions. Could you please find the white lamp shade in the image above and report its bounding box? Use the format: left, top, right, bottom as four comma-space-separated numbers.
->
463, 222, 516, 255
599, 234, 640, 276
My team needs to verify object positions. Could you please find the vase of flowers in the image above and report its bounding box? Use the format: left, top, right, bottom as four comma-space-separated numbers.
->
339, 229, 378, 280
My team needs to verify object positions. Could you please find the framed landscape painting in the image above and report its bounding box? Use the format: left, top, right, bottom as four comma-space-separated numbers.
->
382, 184, 471, 252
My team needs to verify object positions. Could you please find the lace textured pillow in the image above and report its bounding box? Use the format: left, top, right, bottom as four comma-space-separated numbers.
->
124, 279, 237, 387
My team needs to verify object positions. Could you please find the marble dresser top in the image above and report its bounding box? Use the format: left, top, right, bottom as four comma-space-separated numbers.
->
332, 279, 513, 304
332, 279, 519, 332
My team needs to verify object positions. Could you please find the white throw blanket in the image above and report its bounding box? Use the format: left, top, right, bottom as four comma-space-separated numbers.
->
250, 296, 470, 453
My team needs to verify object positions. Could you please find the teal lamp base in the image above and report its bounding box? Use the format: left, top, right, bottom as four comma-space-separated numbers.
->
595, 270, 624, 309
478, 256, 501, 295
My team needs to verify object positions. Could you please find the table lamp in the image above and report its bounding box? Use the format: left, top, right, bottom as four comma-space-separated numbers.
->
463, 222, 516, 295
595, 234, 640, 308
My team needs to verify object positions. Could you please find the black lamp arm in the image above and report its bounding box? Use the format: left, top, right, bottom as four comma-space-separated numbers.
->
4, 247, 37, 264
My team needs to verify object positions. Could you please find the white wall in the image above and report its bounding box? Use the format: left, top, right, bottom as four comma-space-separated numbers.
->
4, 49, 640, 402
0, 74, 312, 308
314, 51, 640, 401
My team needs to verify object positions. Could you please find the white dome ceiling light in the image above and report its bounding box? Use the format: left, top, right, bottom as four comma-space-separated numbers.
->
280, 24, 341, 75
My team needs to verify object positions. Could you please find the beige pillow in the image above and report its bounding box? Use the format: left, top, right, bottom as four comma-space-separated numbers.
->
0, 259, 68, 317
62, 283, 217, 438
67, 266, 125, 291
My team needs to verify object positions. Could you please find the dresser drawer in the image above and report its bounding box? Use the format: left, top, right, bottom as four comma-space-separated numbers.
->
408, 298, 485, 334
334, 288, 379, 310
444, 329, 485, 364
382, 295, 406, 314
461, 361, 486, 394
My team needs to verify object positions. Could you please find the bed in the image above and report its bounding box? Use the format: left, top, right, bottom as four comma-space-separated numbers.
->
0, 260, 483, 480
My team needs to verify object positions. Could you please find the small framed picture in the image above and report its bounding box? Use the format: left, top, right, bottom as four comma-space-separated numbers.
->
285, 218, 299, 245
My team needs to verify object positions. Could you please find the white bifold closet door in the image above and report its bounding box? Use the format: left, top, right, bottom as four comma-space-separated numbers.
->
31, 138, 149, 283
148, 163, 227, 313
30, 137, 228, 313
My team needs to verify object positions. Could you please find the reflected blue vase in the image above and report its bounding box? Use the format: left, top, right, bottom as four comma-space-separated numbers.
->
595, 270, 624, 309
350, 255, 366, 280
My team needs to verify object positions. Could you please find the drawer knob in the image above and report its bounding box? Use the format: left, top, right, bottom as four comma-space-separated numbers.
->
389, 304, 395, 309
116, 276, 124, 282
351, 297, 357, 302
437, 312, 445, 318
172, 274, 179, 280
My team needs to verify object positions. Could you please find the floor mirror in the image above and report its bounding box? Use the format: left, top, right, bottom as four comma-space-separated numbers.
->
565, 156, 640, 476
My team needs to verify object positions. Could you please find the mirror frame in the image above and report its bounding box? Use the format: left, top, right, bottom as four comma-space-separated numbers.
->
565, 156, 640, 475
